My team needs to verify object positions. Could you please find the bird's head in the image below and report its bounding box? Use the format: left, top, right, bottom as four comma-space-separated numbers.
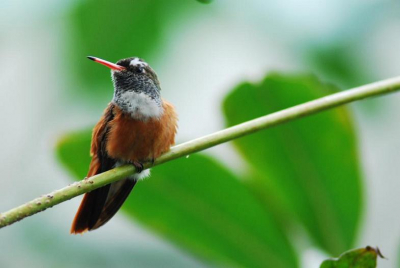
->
88, 56, 163, 120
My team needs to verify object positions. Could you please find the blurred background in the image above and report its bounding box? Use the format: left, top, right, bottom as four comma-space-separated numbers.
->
0, 0, 400, 267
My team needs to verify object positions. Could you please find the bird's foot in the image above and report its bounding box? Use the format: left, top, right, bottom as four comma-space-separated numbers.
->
132, 162, 144, 173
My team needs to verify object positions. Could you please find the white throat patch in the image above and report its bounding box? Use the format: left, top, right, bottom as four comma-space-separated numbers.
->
115, 91, 163, 120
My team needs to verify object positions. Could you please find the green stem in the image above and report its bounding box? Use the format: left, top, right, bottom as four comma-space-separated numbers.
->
1, 76, 400, 228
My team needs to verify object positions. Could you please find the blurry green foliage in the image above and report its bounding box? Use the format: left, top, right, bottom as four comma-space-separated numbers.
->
223, 74, 362, 255
19, 221, 200, 268
128, 155, 297, 268
307, 44, 382, 114
306, 44, 373, 89
66, 0, 203, 100
57, 134, 298, 268
320, 246, 383, 268
197, 0, 213, 3
56, 129, 92, 179
56, 72, 363, 266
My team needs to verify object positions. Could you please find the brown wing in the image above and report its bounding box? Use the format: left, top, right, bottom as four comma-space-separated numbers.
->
70, 103, 137, 234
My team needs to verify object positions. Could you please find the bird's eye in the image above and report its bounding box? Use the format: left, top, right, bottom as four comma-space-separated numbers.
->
136, 66, 145, 74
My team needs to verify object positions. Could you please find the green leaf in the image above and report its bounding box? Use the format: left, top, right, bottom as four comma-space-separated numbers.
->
320, 246, 383, 268
56, 130, 299, 268
56, 129, 92, 179
306, 44, 374, 89
196, 0, 213, 4
65, 0, 201, 100
305, 44, 382, 114
223, 74, 363, 255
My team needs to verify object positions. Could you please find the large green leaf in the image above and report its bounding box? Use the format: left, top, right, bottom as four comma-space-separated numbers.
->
56, 129, 92, 179
306, 44, 371, 89
65, 0, 204, 99
223, 74, 362, 255
56, 130, 299, 268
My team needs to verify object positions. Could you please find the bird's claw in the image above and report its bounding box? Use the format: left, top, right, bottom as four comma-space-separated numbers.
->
132, 162, 144, 173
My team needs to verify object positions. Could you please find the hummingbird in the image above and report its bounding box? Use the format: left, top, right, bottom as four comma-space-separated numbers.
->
70, 56, 178, 234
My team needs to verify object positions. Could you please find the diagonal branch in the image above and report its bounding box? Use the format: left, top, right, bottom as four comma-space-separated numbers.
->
1, 76, 400, 229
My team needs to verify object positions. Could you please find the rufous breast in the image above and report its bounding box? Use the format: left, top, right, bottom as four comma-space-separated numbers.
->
106, 101, 177, 163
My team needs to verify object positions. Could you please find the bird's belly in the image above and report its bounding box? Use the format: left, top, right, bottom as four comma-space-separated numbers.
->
106, 115, 164, 163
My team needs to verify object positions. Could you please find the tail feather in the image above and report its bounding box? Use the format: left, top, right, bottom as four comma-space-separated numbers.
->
70, 179, 136, 234
70, 191, 95, 234
92, 179, 137, 230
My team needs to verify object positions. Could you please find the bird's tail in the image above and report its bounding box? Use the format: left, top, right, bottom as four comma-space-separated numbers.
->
70, 178, 136, 234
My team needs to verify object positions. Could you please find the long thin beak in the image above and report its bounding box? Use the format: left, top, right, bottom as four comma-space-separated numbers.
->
87, 56, 125, 71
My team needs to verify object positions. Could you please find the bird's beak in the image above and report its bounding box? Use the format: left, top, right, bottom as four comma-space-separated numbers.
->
87, 56, 125, 71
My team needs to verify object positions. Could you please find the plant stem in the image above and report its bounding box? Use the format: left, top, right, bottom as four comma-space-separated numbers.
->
1, 76, 400, 228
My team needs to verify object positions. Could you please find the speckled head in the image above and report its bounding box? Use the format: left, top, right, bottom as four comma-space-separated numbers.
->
87, 56, 163, 120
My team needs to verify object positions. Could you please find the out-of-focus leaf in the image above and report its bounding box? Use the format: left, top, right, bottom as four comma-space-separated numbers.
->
56, 129, 92, 179
56, 130, 299, 268
223, 74, 362, 255
320, 246, 383, 268
306, 41, 382, 115
306, 44, 373, 89
65, 0, 202, 99
197, 0, 213, 4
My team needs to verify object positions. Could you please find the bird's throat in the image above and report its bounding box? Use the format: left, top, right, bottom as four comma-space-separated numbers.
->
113, 91, 164, 121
